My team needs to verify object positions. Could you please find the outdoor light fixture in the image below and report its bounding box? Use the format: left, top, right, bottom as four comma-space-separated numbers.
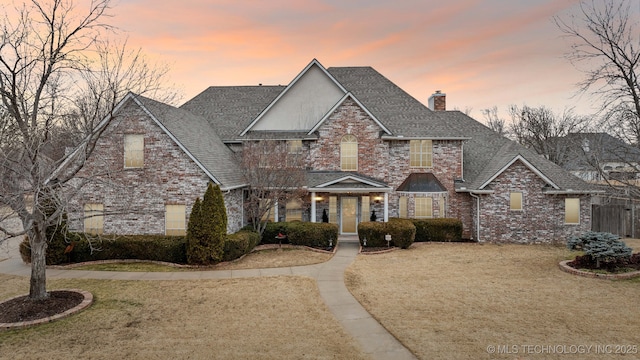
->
363, 237, 367, 247
314, 196, 323, 201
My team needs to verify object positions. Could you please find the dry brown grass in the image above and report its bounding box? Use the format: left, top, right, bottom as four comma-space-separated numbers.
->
345, 241, 640, 360
0, 274, 369, 360
214, 248, 332, 270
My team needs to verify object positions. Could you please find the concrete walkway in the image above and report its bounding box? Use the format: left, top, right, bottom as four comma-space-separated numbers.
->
0, 235, 416, 360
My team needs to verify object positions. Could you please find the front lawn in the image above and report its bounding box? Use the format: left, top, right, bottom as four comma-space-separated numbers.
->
0, 275, 368, 360
345, 240, 640, 359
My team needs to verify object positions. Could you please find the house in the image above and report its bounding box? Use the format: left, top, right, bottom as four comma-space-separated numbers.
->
555, 132, 640, 183
68, 59, 599, 243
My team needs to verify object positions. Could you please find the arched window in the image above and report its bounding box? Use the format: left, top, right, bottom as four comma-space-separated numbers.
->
341, 134, 358, 171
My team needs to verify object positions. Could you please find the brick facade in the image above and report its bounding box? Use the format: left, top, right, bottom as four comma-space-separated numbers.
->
472, 161, 590, 243
68, 100, 243, 235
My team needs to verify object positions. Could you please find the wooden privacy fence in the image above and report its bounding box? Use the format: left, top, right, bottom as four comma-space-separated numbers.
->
591, 203, 640, 238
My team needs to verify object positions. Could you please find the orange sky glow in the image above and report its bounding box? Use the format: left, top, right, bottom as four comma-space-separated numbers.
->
64, 1, 611, 119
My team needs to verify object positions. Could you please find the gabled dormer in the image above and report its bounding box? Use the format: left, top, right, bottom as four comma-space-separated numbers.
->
240, 59, 348, 135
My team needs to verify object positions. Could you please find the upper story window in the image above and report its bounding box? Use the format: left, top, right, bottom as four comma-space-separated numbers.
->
287, 140, 303, 154
124, 134, 144, 168
410, 140, 432, 168
341, 134, 358, 171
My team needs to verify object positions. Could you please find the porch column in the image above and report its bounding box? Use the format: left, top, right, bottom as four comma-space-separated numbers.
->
383, 192, 389, 222
274, 200, 279, 222
311, 192, 316, 223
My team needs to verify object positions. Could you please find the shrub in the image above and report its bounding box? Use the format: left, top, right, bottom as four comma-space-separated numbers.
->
223, 230, 261, 262
358, 220, 415, 248
186, 183, 228, 265
387, 218, 416, 249
287, 222, 338, 248
411, 218, 463, 242
252, 221, 338, 248
20, 234, 187, 264
567, 231, 632, 268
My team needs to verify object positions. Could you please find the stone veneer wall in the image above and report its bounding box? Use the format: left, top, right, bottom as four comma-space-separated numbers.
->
473, 161, 590, 243
67, 100, 243, 235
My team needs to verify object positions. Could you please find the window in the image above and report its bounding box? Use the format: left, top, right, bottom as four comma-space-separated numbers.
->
165, 205, 186, 236
286, 199, 302, 221
398, 196, 408, 218
510, 192, 523, 211
361, 196, 370, 222
329, 196, 338, 224
84, 203, 104, 235
410, 140, 432, 168
341, 134, 358, 171
565, 198, 580, 224
439, 197, 446, 218
124, 134, 144, 168
287, 140, 303, 154
415, 197, 433, 218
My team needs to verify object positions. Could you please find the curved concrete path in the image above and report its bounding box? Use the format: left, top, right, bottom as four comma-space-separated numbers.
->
0, 235, 416, 360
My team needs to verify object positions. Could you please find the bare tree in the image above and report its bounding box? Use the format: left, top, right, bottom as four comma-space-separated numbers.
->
239, 140, 307, 236
509, 105, 590, 166
555, 0, 640, 146
481, 106, 508, 137
0, 0, 170, 300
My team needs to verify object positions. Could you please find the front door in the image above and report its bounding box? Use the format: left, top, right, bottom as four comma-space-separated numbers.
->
341, 197, 357, 233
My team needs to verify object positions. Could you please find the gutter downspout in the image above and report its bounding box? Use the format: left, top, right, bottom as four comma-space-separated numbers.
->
469, 192, 480, 242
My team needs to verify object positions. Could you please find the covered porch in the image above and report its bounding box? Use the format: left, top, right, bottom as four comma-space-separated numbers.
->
307, 171, 392, 234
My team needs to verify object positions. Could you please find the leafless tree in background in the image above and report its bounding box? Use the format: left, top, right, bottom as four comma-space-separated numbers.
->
555, 0, 640, 146
239, 140, 307, 236
481, 106, 508, 137
508, 105, 590, 166
0, 0, 171, 300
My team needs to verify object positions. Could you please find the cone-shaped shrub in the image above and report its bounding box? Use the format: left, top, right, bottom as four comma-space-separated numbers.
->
186, 183, 228, 265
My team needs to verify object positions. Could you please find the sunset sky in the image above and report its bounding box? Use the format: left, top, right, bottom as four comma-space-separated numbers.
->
111, 0, 601, 120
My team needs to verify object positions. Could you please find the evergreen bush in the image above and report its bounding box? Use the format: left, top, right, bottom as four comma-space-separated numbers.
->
186, 183, 228, 265
223, 230, 261, 262
567, 231, 632, 268
411, 218, 464, 242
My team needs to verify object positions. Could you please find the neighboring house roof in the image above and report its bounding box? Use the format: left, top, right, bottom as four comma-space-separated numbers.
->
438, 111, 598, 193
133, 94, 246, 190
397, 173, 447, 193
555, 132, 640, 171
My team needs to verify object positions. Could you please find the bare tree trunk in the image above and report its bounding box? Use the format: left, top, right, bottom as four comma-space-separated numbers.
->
28, 221, 48, 300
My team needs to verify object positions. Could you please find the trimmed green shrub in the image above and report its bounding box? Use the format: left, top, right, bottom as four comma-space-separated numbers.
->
387, 218, 416, 249
357, 221, 387, 247
358, 220, 416, 249
251, 221, 338, 248
410, 218, 463, 242
567, 231, 632, 268
287, 222, 338, 248
223, 230, 261, 262
186, 183, 228, 265
20, 234, 187, 264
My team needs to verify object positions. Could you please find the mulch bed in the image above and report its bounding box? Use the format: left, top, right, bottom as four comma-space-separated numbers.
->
0, 291, 84, 323
567, 253, 640, 273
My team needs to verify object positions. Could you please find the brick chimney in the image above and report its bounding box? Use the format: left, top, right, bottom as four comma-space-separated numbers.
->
428, 90, 446, 111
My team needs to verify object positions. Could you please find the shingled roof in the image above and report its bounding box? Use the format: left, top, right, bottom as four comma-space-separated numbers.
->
180, 85, 285, 141
327, 67, 465, 138
133, 94, 246, 190
437, 111, 597, 193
